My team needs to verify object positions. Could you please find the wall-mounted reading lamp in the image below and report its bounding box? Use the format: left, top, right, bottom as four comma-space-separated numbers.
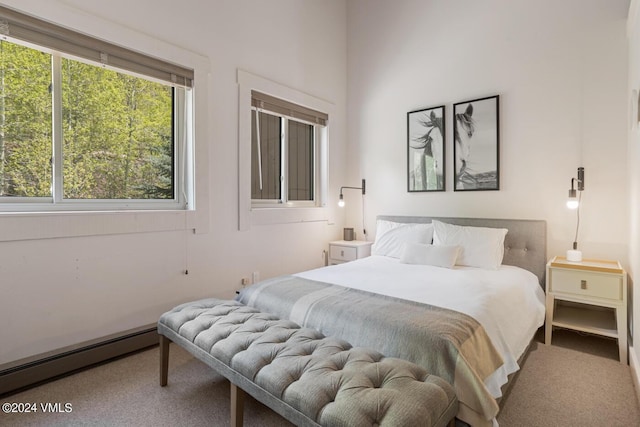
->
566, 167, 584, 262
338, 179, 366, 207
338, 179, 367, 240
566, 167, 584, 209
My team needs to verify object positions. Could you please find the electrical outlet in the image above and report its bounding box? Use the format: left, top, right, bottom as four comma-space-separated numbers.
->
241, 278, 250, 286
252, 271, 260, 283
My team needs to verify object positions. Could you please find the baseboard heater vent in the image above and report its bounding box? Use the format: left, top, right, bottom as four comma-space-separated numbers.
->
0, 324, 158, 397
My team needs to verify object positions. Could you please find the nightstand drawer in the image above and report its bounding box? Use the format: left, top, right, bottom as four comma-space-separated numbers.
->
330, 245, 357, 262
550, 269, 622, 300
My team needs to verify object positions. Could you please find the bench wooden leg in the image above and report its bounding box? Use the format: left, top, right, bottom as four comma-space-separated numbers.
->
159, 334, 170, 387
230, 382, 245, 427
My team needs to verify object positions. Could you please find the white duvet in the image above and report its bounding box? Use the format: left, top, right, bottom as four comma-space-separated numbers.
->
295, 255, 546, 398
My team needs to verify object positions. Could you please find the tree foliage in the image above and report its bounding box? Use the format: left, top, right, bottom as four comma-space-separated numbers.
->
0, 40, 173, 200
0, 40, 51, 197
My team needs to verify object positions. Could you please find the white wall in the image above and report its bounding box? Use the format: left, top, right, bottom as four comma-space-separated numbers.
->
627, 0, 640, 396
347, 0, 629, 263
0, 0, 348, 366
0, 0, 631, 372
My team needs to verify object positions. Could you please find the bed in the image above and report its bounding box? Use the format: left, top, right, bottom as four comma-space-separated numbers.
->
236, 216, 547, 427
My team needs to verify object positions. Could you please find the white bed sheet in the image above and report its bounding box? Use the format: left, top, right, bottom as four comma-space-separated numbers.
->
295, 255, 546, 398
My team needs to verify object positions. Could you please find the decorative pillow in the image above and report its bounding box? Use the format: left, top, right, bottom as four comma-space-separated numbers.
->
371, 221, 434, 259
432, 220, 508, 269
400, 242, 460, 269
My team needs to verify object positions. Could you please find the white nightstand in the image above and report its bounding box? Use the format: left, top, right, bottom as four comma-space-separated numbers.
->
328, 240, 372, 265
545, 256, 627, 364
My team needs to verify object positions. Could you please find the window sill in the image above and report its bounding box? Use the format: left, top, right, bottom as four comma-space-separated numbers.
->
250, 206, 329, 226
0, 209, 198, 242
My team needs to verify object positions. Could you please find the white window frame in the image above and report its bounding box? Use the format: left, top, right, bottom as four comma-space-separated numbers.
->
238, 70, 330, 230
0, 4, 209, 242
0, 37, 188, 212
251, 108, 320, 208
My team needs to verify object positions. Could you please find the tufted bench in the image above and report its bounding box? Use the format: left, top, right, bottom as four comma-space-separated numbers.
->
158, 298, 458, 427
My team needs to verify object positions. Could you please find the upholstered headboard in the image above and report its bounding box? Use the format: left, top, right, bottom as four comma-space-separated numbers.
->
376, 215, 548, 287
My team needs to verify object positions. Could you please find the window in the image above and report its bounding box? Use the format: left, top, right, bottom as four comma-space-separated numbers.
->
237, 70, 331, 230
250, 91, 325, 207
0, 5, 193, 211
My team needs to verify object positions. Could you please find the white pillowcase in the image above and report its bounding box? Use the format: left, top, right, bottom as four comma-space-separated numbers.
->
371, 220, 434, 259
432, 220, 508, 270
400, 242, 460, 268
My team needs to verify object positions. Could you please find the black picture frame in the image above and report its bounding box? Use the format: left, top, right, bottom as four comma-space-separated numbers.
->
407, 105, 446, 192
453, 95, 500, 191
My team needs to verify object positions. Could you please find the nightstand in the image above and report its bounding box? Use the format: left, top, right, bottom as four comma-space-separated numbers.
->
545, 256, 627, 364
328, 240, 372, 265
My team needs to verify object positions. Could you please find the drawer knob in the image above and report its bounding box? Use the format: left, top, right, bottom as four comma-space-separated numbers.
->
581, 280, 587, 290
341, 250, 344, 257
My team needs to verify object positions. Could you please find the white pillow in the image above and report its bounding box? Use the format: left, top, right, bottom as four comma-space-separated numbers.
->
400, 242, 460, 268
371, 221, 434, 258
432, 220, 508, 269
372, 220, 404, 242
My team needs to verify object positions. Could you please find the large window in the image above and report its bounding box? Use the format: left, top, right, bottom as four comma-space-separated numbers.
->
0, 6, 193, 211
251, 91, 325, 207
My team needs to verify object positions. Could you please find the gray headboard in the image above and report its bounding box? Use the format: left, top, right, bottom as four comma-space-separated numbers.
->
377, 215, 547, 287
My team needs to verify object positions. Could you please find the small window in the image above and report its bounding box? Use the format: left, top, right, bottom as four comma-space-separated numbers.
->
250, 91, 324, 207
238, 70, 331, 230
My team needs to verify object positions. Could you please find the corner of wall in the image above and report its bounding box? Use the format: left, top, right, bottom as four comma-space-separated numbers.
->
630, 345, 640, 405
628, 0, 640, 398
629, 0, 640, 37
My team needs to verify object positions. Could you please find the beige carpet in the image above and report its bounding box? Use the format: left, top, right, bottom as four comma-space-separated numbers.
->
1, 344, 291, 427
1, 329, 638, 427
497, 329, 640, 427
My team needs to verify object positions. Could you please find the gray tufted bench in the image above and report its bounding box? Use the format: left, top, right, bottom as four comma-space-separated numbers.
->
158, 298, 458, 427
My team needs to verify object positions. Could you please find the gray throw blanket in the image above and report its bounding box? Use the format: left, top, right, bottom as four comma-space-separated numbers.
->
236, 275, 504, 426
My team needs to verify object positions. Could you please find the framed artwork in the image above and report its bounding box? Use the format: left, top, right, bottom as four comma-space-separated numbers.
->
453, 95, 500, 191
407, 105, 445, 192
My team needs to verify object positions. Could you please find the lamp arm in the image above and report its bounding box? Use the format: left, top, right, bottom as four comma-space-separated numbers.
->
339, 186, 364, 193
339, 179, 366, 195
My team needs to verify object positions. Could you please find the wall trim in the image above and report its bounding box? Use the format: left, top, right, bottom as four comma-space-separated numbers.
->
0, 324, 158, 397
